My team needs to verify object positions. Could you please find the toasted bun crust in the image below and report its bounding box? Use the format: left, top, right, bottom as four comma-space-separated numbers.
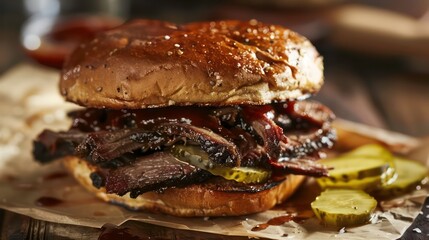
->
60, 19, 323, 109
62, 156, 305, 217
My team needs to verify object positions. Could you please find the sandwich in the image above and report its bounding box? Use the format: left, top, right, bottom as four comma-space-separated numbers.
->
33, 19, 336, 217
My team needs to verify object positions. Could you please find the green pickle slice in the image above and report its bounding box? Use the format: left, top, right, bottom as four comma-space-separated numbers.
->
317, 169, 396, 192
344, 144, 396, 171
317, 144, 397, 191
311, 189, 377, 227
375, 157, 428, 197
344, 144, 393, 159
319, 156, 392, 181
170, 145, 270, 184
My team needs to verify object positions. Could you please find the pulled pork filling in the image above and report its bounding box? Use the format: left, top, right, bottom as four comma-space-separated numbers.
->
33, 101, 336, 197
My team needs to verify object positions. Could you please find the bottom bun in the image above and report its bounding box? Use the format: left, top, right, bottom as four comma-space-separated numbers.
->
62, 156, 305, 217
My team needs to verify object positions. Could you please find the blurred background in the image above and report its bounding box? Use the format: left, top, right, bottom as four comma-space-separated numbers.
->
1, 0, 429, 136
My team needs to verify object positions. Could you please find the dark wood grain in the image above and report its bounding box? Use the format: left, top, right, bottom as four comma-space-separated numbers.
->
0, 211, 99, 240
0, 211, 256, 240
315, 59, 387, 128
369, 72, 429, 137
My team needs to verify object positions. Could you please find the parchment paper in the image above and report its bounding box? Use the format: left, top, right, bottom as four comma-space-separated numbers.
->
0, 64, 428, 239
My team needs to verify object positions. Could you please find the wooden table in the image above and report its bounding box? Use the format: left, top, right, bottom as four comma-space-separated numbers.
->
1, 3, 429, 239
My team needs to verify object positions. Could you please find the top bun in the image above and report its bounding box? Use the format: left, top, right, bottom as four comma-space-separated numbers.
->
60, 19, 323, 109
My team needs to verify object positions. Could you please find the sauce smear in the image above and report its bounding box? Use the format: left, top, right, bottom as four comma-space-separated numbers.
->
35, 196, 63, 207
252, 179, 319, 232
43, 171, 69, 181
251, 213, 312, 231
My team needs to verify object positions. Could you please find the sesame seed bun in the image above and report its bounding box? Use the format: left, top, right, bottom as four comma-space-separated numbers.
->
60, 19, 323, 109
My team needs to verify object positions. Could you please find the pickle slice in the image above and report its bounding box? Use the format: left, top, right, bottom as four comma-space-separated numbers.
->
171, 145, 213, 169
344, 144, 396, 171
319, 156, 393, 182
317, 144, 397, 191
208, 166, 270, 184
317, 169, 396, 192
344, 144, 393, 159
170, 145, 270, 183
376, 157, 428, 197
311, 189, 377, 227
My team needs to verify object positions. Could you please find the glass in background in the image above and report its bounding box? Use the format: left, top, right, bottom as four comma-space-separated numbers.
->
21, 0, 129, 68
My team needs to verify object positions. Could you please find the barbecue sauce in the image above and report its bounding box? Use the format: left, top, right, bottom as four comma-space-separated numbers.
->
251, 180, 319, 231
251, 213, 313, 232
43, 171, 69, 181
35, 196, 64, 207
69, 103, 303, 133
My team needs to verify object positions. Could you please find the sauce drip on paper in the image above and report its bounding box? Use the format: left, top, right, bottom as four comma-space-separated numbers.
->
35, 196, 64, 207
43, 171, 69, 181
251, 212, 313, 231
252, 179, 318, 231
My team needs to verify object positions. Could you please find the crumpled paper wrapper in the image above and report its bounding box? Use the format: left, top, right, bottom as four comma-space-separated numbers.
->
0, 64, 428, 239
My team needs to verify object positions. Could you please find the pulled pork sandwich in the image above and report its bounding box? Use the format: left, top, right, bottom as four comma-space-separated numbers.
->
33, 19, 336, 217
